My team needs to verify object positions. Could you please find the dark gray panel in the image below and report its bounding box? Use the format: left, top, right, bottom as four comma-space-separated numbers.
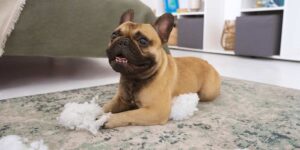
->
235, 14, 282, 57
177, 17, 204, 49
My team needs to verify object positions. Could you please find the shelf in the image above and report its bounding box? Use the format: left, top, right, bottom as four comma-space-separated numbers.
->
241, 7, 284, 13
172, 11, 205, 16
169, 46, 235, 55
270, 55, 300, 62
169, 46, 199, 51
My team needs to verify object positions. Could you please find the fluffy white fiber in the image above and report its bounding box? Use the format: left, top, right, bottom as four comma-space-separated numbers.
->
57, 96, 111, 135
58, 93, 199, 134
169, 93, 199, 120
0, 135, 48, 150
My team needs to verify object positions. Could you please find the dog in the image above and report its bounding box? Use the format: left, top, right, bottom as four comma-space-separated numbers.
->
103, 9, 221, 128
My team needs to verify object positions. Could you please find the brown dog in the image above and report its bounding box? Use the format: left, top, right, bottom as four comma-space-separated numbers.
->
103, 10, 220, 128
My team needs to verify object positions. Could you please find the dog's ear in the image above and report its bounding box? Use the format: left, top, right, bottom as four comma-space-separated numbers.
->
154, 13, 174, 43
120, 9, 134, 24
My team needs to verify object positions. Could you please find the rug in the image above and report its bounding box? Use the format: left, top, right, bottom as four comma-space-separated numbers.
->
0, 77, 299, 149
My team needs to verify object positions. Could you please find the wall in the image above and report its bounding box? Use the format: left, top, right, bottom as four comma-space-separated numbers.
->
140, 0, 165, 16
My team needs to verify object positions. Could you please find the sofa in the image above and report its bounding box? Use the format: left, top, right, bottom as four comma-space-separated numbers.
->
0, 0, 155, 57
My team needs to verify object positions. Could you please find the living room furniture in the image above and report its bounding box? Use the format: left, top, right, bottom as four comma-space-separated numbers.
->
169, 0, 300, 61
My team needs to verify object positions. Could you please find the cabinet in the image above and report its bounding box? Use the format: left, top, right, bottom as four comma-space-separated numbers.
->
155, 0, 300, 61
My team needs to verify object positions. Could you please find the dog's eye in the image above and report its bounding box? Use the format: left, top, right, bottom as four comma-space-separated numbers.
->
111, 32, 119, 40
138, 38, 149, 47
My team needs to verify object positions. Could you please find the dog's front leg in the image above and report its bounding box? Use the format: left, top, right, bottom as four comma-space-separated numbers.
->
103, 106, 170, 129
103, 95, 132, 113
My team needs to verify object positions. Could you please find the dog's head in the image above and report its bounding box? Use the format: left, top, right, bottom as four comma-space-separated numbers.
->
106, 9, 174, 79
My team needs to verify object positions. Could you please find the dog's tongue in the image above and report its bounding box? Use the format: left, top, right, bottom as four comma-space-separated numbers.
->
115, 57, 128, 64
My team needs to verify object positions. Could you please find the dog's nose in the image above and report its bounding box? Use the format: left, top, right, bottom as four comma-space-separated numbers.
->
118, 38, 130, 47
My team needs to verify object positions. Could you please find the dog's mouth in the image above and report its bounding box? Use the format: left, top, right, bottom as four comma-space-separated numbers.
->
111, 53, 151, 68
107, 51, 156, 77
115, 56, 128, 64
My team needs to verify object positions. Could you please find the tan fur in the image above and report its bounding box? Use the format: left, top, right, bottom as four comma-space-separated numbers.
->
103, 22, 220, 128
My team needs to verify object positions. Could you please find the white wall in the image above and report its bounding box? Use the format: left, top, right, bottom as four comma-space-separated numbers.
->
178, 0, 189, 9
224, 0, 241, 19
140, 0, 165, 16
140, 0, 156, 9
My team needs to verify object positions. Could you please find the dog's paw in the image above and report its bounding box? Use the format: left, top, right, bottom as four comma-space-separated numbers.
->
102, 114, 130, 129
102, 115, 118, 129
102, 121, 112, 129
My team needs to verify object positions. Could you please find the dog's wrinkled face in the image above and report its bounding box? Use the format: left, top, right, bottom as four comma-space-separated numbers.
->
106, 10, 174, 79
106, 22, 157, 77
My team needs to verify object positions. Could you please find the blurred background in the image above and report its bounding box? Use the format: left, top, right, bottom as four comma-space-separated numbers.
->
1, 0, 299, 100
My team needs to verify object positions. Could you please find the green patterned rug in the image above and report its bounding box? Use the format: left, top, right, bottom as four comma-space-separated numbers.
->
0, 77, 300, 149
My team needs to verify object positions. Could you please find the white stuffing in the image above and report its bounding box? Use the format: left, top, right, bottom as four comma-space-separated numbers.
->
58, 93, 199, 134
57, 96, 111, 135
0, 135, 48, 150
169, 93, 199, 120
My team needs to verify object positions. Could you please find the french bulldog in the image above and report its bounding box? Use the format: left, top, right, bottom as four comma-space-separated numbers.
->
103, 9, 220, 128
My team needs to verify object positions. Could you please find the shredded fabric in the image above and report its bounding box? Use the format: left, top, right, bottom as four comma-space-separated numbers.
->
58, 93, 199, 134
0, 135, 48, 150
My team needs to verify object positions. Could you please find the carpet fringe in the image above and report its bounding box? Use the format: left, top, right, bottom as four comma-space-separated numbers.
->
0, 0, 26, 56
